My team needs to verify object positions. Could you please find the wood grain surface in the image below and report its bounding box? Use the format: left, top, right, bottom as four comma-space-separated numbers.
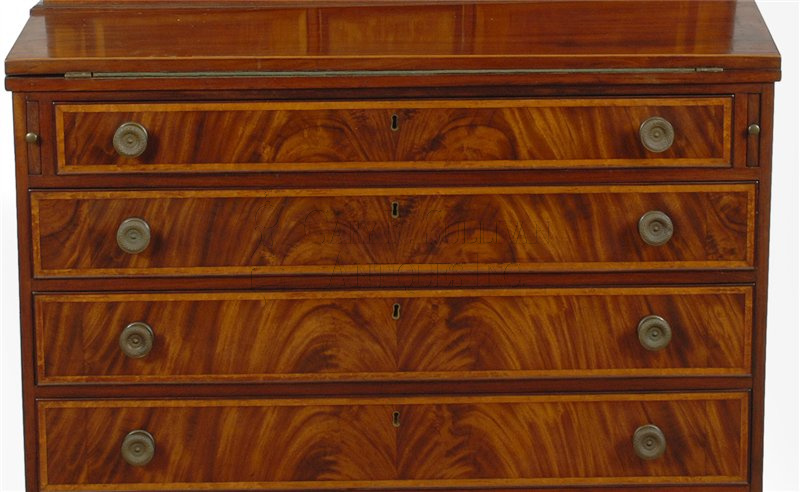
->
31, 185, 756, 277
38, 393, 749, 490
35, 287, 753, 384
5, 1, 781, 490
6, 1, 780, 81
55, 98, 731, 173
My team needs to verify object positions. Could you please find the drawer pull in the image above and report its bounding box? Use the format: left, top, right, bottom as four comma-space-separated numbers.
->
748, 123, 761, 136
639, 117, 674, 153
113, 122, 149, 158
632, 424, 666, 460
116, 217, 151, 254
121, 430, 155, 467
25, 132, 39, 144
638, 210, 673, 246
119, 322, 154, 359
637, 315, 672, 351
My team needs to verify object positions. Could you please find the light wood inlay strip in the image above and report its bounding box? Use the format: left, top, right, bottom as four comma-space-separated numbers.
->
30, 184, 754, 199
38, 393, 749, 489
35, 286, 752, 383
40, 477, 752, 491
56, 159, 730, 174
55, 97, 732, 173
34, 285, 751, 302
55, 98, 732, 113
37, 392, 748, 408
31, 262, 754, 278
30, 184, 757, 277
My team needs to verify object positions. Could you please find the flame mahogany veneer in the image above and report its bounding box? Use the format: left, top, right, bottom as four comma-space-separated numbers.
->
5, 0, 779, 491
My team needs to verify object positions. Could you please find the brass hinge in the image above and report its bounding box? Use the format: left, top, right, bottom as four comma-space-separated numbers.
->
62, 67, 725, 80
64, 71, 93, 79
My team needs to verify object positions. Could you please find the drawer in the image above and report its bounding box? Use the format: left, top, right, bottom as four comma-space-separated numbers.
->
31, 185, 755, 277
35, 287, 752, 384
38, 393, 749, 490
54, 97, 732, 174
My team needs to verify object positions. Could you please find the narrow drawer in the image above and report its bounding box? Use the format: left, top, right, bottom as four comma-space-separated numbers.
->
54, 97, 732, 174
38, 393, 749, 490
35, 287, 752, 384
30, 184, 755, 277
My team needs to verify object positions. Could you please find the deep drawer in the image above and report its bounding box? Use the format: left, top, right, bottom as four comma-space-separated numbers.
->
30, 184, 755, 277
54, 97, 732, 174
38, 393, 748, 490
35, 287, 752, 384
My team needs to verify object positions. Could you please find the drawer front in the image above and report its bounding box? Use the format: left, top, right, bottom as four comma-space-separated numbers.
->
39, 393, 748, 490
55, 98, 731, 174
31, 185, 755, 277
35, 287, 752, 384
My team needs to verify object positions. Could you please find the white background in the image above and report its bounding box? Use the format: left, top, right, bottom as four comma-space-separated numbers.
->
0, 1, 798, 491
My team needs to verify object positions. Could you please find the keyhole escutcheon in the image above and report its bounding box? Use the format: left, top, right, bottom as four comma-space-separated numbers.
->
392, 411, 401, 427
391, 201, 400, 219
392, 303, 401, 320
391, 114, 399, 132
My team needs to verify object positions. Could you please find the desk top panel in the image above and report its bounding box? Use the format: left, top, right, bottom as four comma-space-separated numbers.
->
5, 1, 780, 82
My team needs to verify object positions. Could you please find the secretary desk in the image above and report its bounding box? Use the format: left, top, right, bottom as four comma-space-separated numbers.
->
5, 0, 781, 490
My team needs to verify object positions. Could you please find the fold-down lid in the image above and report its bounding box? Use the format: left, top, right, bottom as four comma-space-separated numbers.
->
5, 0, 781, 84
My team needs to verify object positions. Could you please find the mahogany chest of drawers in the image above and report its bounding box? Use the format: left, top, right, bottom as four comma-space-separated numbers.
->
5, 1, 780, 490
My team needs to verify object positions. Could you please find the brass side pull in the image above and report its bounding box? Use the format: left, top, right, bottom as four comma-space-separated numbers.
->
119, 322, 155, 358
121, 430, 155, 466
117, 217, 151, 254
633, 424, 666, 460
114, 122, 149, 158
639, 117, 675, 153
637, 315, 672, 351
638, 211, 673, 246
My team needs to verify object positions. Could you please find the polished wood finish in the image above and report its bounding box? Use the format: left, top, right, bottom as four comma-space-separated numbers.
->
9, 85, 759, 187
5, 1, 779, 491
39, 393, 748, 490
6, 1, 779, 81
31, 185, 756, 277
749, 82, 776, 492
35, 287, 753, 383
12, 92, 42, 492
55, 98, 731, 173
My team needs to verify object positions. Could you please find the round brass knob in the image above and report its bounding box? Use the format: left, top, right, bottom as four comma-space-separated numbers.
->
638, 210, 673, 246
121, 430, 155, 467
748, 123, 761, 136
25, 132, 39, 144
116, 217, 151, 254
633, 424, 666, 460
637, 315, 672, 351
119, 322, 154, 359
113, 122, 149, 158
640, 117, 675, 153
